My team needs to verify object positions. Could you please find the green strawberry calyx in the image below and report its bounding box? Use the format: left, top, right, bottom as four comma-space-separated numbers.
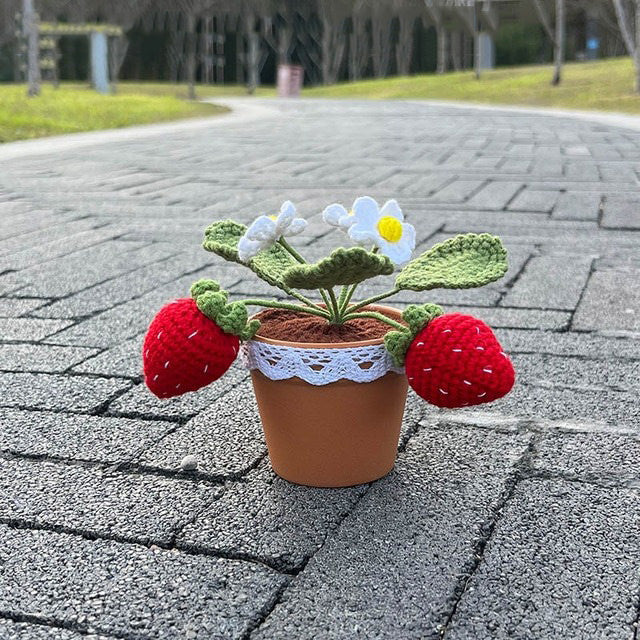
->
189, 279, 260, 341
384, 303, 443, 368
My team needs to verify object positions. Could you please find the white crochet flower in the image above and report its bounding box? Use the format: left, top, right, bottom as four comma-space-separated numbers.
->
238, 201, 307, 262
322, 202, 355, 231
346, 197, 416, 265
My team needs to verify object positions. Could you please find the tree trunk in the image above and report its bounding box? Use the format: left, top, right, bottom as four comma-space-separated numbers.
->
552, 0, 564, 85
437, 24, 447, 74
247, 30, 260, 93
451, 30, 461, 71
23, 0, 40, 97
109, 36, 129, 91
186, 11, 197, 100
321, 16, 331, 84
396, 16, 414, 76
348, 15, 367, 81
635, 0, 640, 93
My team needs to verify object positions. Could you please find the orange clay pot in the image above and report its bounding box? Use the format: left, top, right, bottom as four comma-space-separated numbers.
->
248, 305, 408, 487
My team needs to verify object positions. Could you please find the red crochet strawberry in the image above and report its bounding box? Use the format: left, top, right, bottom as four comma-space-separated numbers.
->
142, 279, 259, 399
405, 313, 515, 409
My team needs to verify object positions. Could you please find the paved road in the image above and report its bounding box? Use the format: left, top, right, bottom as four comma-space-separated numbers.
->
1, 99, 640, 640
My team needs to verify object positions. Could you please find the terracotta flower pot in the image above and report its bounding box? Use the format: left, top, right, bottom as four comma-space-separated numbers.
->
244, 305, 408, 487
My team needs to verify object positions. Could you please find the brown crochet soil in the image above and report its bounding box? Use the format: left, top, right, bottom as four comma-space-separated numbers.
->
255, 308, 402, 343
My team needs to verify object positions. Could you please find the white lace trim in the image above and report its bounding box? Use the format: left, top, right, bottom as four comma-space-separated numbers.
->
240, 339, 404, 385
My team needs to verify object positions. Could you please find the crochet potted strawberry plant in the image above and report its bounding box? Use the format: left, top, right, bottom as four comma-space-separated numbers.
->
143, 197, 515, 487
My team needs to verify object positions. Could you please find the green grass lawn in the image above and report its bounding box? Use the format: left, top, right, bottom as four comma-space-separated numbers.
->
0, 83, 241, 143
304, 57, 640, 114
115, 82, 274, 100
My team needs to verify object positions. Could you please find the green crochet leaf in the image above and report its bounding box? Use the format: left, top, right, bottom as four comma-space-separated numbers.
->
384, 330, 413, 368
203, 220, 245, 262
189, 278, 220, 298
282, 247, 394, 290
395, 233, 508, 292
402, 303, 443, 334
202, 219, 296, 292
192, 288, 260, 340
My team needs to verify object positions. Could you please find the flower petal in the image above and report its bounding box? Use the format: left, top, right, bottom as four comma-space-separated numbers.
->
246, 216, 277, 242
378, 238, 413, 265
402, 222, 417, 250
280, 200, 296, 218
275, 201, 297, 234
338, 212, 357, 230
237, 235, 264, 262
380, 199, 404, 221
286, 218, 307, 236
351, 196, 380, 225
348, 224, 380, 247
323, 203, 348, 226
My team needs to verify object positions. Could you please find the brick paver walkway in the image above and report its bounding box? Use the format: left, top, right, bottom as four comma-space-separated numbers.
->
1, 99, 639, 639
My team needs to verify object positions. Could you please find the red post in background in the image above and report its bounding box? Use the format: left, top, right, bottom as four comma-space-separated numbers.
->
277, 64, 304, 97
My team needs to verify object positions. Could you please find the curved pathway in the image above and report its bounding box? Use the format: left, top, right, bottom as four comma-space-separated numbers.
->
0, 99, 639, 639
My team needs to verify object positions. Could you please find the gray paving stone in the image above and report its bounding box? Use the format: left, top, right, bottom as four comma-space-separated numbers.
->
511, 352, 640, 392
532, 431, 640, 483
446, 479, 640, 640
0, 525, 287, 639
601, 195, 640, 229
137, 383, 266, 477
496, 328, 640, 360
0, 216, 97, 257
507, 187, 559, 213
0, 620, 98, 640
0, 456, 219, 543
47, 266, 221, 347
429, 180, 485, 203
252, 425, 531, 639
0, 273, 26, 296
0, 408, 171, 464
573, 268, 640, 332
31, 251, 219, 319
552, 192, 602, 220
16, 241, 174, 299
0, 228, 120, 272
465, 181, 522, 210
453, 382, 640, 432
502, 255, 593, 310
0, 317, 73, 341
0, 343, 98, 372
179, 462, 367, 571
108, 362, 248, 419
449, 305, 571, 330
72, 335, 144, 378
0, 297, 49, 317
0, 373, 131, 412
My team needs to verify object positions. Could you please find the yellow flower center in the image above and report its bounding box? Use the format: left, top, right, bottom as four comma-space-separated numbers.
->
268, 214, 278, 221
377, 216, 403, 243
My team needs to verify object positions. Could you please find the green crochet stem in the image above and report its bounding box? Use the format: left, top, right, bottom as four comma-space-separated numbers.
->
289, 290, 325, 312
342, 311, 408, 332
339, 283, 358, 315
327, 289, 341, 322
278, 238, 306, 264
239, 298, 331, 319
345, 287, 400, 315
